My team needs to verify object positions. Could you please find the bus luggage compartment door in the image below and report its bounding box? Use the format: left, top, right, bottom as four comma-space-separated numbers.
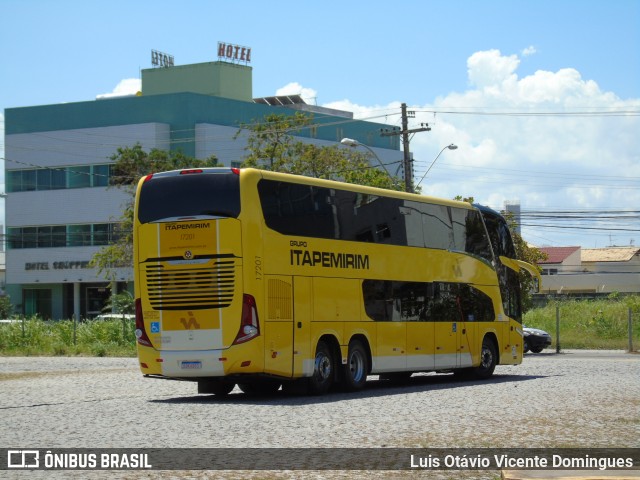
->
263, 275, 294, 376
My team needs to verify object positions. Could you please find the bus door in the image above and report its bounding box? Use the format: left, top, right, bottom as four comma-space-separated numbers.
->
263, 275, 295, 377
434, 320, 474, 369
433, 283, 464, 369
457, 319, 475, 368
434, 321, 459, 369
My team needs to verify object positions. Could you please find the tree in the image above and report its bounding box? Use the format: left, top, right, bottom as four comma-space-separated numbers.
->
236, 112, 314, 171
102, 290, 134, 315
90, 145, 221, 280
0, 296, 13, 318
237, 113, 405, 191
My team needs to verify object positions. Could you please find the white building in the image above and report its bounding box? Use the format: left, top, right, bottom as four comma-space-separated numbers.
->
4, 56, 400, 319
539, 246, 640, 295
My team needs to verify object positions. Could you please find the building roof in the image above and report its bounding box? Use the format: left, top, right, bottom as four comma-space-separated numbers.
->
581, 247, 640, 262
538, 246, 580, 264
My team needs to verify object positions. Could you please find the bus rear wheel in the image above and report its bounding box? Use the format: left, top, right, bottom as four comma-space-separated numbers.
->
343, 340, 369, 392
309, 340, 334, 395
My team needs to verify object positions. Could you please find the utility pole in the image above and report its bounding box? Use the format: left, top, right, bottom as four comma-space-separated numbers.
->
380, 103, 430, 193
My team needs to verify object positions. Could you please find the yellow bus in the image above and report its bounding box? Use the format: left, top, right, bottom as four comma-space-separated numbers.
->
133, 167, 539, 396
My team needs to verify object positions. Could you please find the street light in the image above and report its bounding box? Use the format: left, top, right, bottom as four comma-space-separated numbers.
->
340, 138, 392, 177
415, 144, 458, 188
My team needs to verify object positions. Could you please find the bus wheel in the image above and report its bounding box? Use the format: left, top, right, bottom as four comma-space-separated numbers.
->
474, 337, 497, 379
197, 379, 235, 396
343, 340, 368, 392
309, 340, 334, 395
238, 380, 282, 396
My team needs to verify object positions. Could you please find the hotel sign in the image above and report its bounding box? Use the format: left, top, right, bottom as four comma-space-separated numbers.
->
25, 261, 91, 271
217, 41, 251, 64
151, 49, 174, 68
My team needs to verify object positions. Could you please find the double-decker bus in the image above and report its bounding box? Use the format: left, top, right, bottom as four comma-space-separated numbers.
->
133, 167, 540, 396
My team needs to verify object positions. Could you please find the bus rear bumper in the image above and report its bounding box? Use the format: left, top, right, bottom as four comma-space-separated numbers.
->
161, 350, 227, 377
138, 344, 265, 378
138, 348, 227, 377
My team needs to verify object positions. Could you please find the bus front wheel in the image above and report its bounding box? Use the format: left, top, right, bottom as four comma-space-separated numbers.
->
474, 337, 497, 379
309, 340, 334, 395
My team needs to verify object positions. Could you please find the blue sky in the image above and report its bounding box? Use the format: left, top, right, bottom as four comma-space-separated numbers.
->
1, 0, 639, 248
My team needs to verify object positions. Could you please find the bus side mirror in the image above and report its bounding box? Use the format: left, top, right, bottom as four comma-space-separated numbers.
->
499, 256, 542, 293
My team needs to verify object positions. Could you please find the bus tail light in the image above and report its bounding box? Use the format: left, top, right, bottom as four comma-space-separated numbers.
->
233, 294, 260, 345
134, 298, 152, 347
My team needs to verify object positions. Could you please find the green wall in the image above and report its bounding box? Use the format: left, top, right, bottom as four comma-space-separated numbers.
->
142, 62, 253, 101
5, 93, 399, 157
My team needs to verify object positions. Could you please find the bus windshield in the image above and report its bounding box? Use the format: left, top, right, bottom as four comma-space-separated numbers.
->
137, 170, 240, 224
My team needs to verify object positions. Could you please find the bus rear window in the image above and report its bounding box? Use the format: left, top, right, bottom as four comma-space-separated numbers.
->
137, 172, 240, 224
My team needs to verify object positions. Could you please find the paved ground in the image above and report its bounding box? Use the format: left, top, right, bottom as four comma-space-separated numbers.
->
0, 350, 638, 479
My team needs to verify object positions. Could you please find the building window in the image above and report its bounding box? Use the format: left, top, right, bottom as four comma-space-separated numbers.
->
92, 165, 111, 187
68, 166, 91, 189
7, 223, 122, 249
23, 170, 37, 191
68, 224, 92, 246
23, 289, 53, 319
6, 164, 115, 192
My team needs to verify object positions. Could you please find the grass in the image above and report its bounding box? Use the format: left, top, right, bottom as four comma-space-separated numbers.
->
523, 295, 640, 350
0, 317, 136, 357
0, 295, 638, 356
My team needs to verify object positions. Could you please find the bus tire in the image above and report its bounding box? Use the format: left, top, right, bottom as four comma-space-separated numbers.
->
343, 340, 369, 392
474, 337, 497, 379
309, 340, 334, 395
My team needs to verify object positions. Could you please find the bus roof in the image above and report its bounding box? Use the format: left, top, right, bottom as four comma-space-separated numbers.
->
140, 167, 478, 211
241, 168, 475, 211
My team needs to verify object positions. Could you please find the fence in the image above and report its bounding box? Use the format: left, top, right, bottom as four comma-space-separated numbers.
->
551, 306, 636, 353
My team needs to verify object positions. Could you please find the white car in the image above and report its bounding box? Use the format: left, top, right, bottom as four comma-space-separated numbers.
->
93, 314, 135, 321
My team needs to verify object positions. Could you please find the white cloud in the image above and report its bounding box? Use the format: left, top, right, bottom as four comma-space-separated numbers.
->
467, 49, 520, 89
287, 49, 640, 246
276, 82, 318, 105
522, 45, 537, 57
96, 78, 141, 99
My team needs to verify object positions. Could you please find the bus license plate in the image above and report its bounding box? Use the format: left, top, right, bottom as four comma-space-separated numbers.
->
180, 361, 202, 370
